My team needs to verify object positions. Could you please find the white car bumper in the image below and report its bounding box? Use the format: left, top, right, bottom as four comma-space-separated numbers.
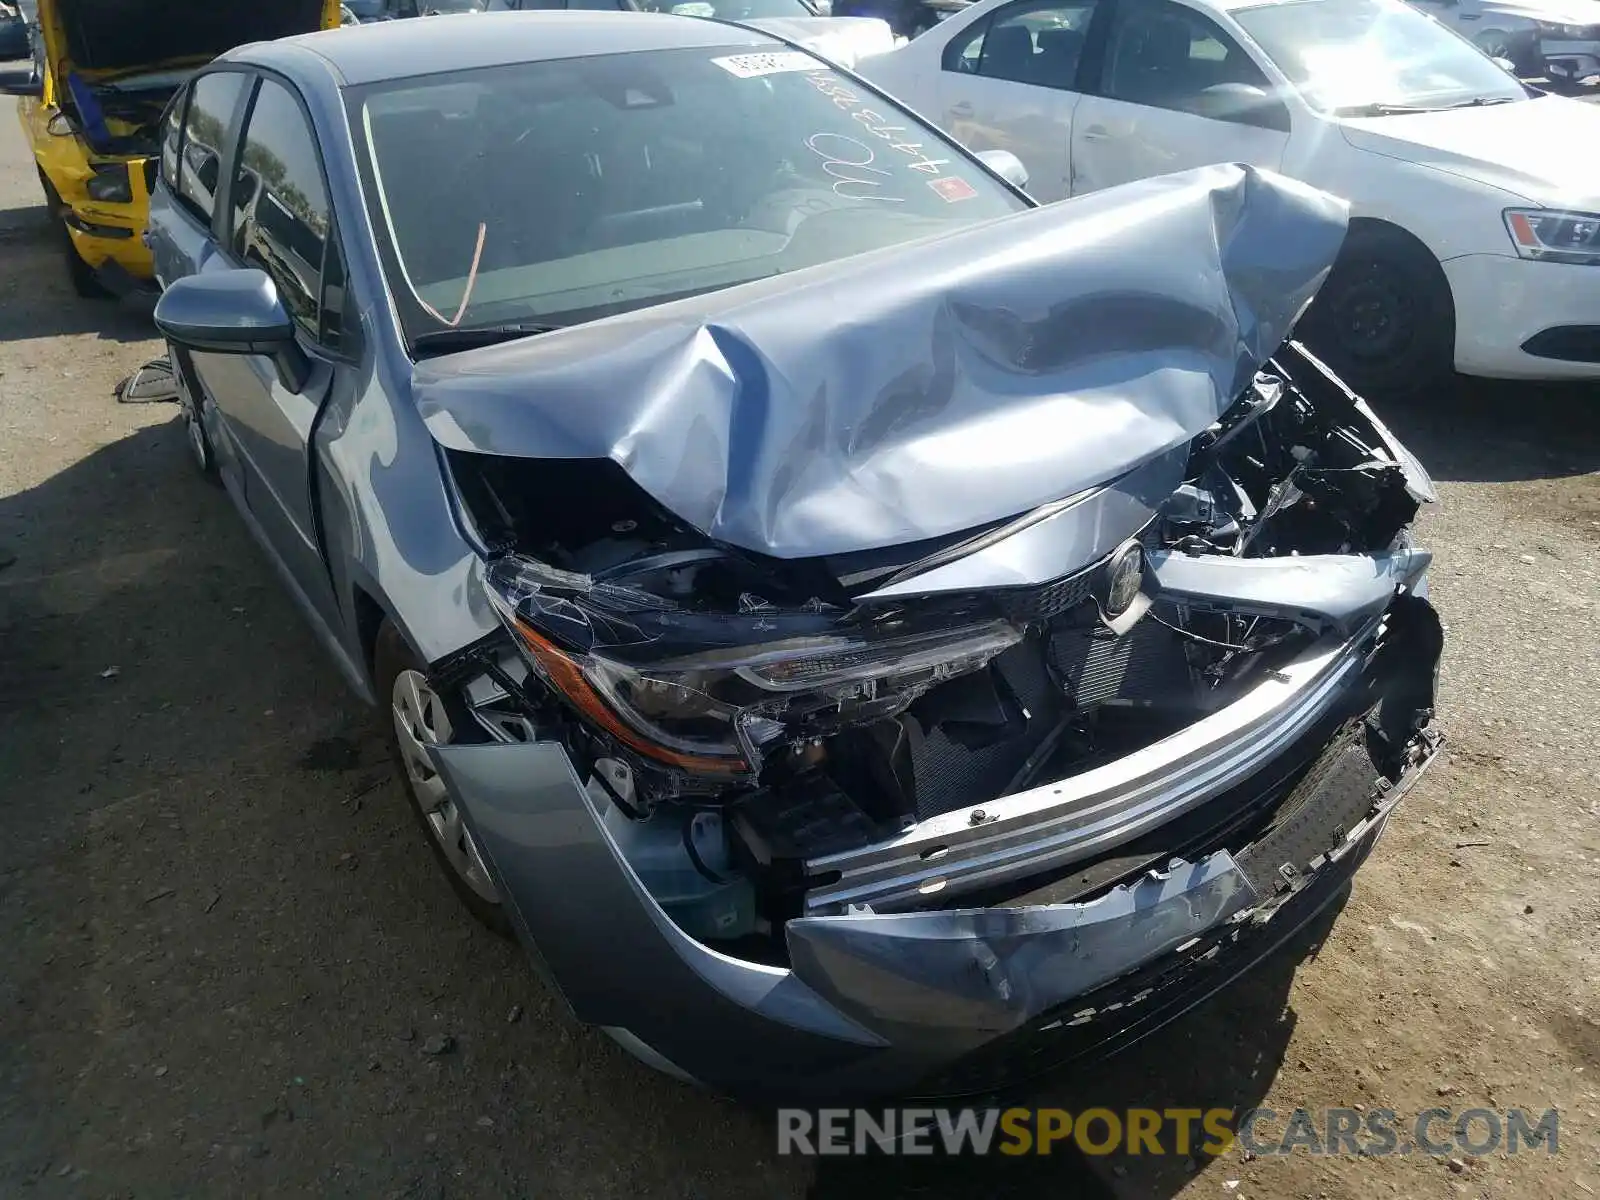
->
1444, 252, 1600, 379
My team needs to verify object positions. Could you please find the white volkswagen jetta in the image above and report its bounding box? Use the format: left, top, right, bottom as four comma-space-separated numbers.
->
859, 0, 1600, 393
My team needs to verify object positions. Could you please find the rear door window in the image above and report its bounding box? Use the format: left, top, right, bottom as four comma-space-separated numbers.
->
1097, 0, 1273, 114
177, 70, 248, 223
943, 0, 1100, 90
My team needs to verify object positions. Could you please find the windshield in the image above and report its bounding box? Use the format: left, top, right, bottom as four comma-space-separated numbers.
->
1234, 0, 1527, 114
352, 46, 1023, 344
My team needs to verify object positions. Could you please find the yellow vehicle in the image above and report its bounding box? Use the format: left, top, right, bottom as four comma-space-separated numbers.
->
3, 0, 341, 298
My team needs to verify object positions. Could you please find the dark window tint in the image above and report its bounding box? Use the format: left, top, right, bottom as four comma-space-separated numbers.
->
229, 78, 332, 341
159, 85, 187, 189
633, 0, 816, 14
318, 220, 354, 353
488, 0, 634, 7
178, 71, 247, 221
1100, 0, 1271, 113
944, 0, 1098, 89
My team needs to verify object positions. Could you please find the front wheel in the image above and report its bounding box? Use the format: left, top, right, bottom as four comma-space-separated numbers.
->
1298, 226, 1455, 401
38, 170, 113, 299
375, 621, 511, 936
169, 348, 221, 484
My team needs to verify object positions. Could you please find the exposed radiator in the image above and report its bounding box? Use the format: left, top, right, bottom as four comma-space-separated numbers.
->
909, 641, 1058, 821
908, 613, 1194, 820
1049, 617, 1194, 710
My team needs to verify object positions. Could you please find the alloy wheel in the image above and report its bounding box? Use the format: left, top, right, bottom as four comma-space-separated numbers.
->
185, 407, 211, 473
391, 668, 500, 904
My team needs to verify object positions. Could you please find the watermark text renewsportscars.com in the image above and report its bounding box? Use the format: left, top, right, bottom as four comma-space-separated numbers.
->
776, 1106, 1560, 1158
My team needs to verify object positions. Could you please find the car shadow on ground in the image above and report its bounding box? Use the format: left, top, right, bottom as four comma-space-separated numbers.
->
0, 413, 1351, 1196
0, 417, 800, 1194
0, 369, 1577, 1192
1370, 375, 1600, 485
0, 210, 156, 345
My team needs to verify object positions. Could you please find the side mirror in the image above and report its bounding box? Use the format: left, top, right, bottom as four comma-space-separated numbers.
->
810, 0, 833, 12
1492, 55, 1516, 72
1192, 82, 1291, 133
0, 67, 41, 98
976, 148, 1029, 190
154, 269, 310, 391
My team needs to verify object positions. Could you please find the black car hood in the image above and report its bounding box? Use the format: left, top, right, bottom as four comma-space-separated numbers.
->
414, 164, 1349, 560
49, 0, 329, 76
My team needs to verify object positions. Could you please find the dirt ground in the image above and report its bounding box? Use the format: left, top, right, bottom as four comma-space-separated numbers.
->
2, 97, 1599, 1200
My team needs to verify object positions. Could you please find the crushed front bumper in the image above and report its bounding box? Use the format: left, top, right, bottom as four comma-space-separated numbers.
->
429, 597, 1442, 1103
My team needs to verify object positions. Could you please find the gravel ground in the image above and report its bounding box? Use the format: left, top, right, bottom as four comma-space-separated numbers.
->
2, 86, 1599, 1200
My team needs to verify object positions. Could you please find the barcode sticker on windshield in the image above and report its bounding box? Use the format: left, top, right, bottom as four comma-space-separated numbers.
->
710, 51, 818, 78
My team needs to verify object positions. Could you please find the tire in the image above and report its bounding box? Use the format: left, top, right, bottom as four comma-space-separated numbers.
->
37, 170, 114, 299
169, 348, 222, 486
1298, 225, 1455, 401
62, 231, 113, 299
375, 620, 512, 936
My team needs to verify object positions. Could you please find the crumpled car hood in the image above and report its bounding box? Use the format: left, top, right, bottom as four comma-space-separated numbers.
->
415, 163, 1349, 560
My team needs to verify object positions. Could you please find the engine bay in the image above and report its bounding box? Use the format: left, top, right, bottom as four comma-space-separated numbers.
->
56, 81, 173, 160
441, 342, 1428, 952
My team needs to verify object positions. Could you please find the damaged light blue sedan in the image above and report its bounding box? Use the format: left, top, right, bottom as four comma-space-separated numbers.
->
145, 10, 1444, 1102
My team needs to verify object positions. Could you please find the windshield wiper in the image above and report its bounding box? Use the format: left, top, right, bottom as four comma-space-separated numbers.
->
1331, 102, 1439, 117
410, 323, 559, 357
1334, 95, 1522, 117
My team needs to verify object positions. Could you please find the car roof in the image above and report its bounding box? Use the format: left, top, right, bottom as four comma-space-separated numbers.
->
231, 10, 778, 87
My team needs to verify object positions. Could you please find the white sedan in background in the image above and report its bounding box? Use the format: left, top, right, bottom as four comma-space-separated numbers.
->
486, 0, 902, 66
858, 0, 1600, 393
1408, 0, 1600, 81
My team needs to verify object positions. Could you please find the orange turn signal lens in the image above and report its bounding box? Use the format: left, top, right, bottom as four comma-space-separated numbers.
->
508, 621, 750, 776
1506, 211, 1540, 249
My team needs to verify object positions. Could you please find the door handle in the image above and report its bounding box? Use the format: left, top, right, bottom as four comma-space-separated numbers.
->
1081, 126, 1110, 141
950, 101, 974, 118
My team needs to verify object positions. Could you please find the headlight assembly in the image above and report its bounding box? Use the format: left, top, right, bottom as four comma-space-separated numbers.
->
1504, 208, 1600, 265
482, 555, 1022, 779
85, 162, 133, 204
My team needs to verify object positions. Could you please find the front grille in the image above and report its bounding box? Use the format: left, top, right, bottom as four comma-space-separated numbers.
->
905, 608, 1193, 821
995, 567, 1097, 623
1521, 325, 1600, 364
